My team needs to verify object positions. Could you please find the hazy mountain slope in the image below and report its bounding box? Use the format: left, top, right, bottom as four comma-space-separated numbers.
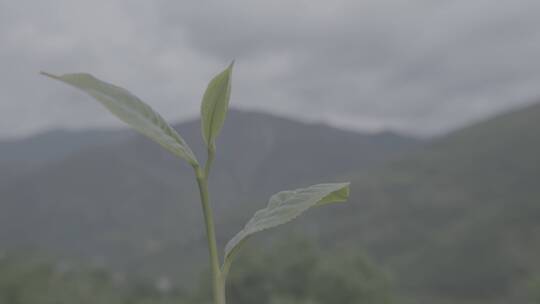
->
0, 128, 131, 164
319, 102, 540, 302
0, 129, 132, 187
1, 102, 538, 303
0, 109, 419, 280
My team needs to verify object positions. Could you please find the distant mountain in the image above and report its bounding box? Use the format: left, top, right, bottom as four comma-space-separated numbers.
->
315, 102, 540, 302
2, 102, 538, 303
0, 128, 131, 164
0, 128, 132, 185
0, 109, 420, 281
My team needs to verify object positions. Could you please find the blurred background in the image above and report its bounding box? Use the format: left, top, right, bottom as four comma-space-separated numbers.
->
1, 0, 540, 303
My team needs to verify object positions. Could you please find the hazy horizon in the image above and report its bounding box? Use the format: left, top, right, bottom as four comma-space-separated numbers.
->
2, 101, 537, 142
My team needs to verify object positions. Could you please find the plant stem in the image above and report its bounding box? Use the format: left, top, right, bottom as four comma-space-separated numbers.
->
194, 147, 225, 304
205, 146, 215, 178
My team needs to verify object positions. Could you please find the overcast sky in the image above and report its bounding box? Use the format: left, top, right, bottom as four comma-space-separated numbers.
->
1, 0, 540, 139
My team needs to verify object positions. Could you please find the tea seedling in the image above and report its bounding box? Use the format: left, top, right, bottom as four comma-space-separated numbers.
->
42, 64, 350, 304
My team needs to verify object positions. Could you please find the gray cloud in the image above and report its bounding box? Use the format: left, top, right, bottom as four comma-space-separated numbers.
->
1, 0, 540, 138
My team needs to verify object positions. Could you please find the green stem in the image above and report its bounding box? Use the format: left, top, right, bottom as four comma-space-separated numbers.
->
194, 145, 225, 304
205, 146, 215, 178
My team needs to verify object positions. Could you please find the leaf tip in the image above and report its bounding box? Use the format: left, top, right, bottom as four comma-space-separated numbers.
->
40, 71, 59, 79
343, 182, 351, 198
340, 182, 351, 197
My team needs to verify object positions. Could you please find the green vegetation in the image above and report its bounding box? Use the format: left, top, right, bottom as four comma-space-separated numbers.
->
42, 64, 350, 304
196, 239, 392, 304
530, 276, 540, 303
0, 240, 393, 304
0, 254, 136, 304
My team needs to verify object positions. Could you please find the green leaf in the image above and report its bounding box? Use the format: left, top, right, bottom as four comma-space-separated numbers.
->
201, 62, 233, 148
41, 72, 198, 166
224, 182, 350, 264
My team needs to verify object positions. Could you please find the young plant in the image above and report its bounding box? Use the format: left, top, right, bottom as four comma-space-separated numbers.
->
41, 64, 350, 304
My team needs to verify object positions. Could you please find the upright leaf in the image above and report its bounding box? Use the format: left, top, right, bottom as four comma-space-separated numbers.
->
41, 72, 198, 166
200, 62, 233, 148
224, 182, 350, 265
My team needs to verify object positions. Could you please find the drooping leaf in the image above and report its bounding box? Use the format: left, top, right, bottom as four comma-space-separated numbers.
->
41, 72, 198, 166
224, 182, 350, 264
200, 62, 233, 148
